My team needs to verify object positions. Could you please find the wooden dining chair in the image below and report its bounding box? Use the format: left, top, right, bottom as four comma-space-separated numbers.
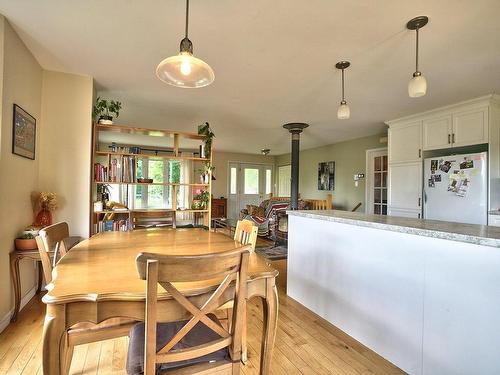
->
233, 220, 258, 251
128, 247, 250, 375
36, 222, 136, 373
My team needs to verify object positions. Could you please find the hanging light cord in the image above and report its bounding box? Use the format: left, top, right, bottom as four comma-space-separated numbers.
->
185, 0, 190, 38
341, 68, 346, 102
415, 27, 419, 72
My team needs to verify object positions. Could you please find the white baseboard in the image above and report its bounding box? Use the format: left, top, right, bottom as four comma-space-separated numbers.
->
0, 285, 38, 333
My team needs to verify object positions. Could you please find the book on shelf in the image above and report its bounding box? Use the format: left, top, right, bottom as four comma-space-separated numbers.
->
96, 155, 137, 183
94, 218, 131, 233
94, 163, 108, 182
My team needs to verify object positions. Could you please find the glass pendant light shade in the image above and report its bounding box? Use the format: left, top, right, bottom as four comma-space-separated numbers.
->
337, 101, 350, 120
408, 73, 427, 98
156, 52, 215, 88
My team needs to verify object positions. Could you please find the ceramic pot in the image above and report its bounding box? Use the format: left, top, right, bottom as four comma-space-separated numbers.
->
15, 238, 37, 251
98, 115, 113, 125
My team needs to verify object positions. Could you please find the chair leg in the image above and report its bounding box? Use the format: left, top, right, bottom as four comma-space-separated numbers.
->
241, 304, 248, 364
232, 360, 241, 375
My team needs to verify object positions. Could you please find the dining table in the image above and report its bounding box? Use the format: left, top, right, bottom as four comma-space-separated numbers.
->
42, 228, 279, 375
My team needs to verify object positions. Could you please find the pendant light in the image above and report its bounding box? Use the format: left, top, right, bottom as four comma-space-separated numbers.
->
156, 0, 215, 88
336, 61, 351, 120
407, 16, 429, 97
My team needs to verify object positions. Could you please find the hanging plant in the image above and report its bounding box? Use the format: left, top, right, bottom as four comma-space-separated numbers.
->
197, 122, 215, 173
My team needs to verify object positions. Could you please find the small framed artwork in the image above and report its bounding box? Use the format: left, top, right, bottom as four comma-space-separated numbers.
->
12, 104, 36, 160
318, 161, 335, 190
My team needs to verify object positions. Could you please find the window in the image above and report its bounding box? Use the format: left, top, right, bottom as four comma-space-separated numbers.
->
265, 169, 272, 195
244, 168, 259, 194
126, 158, 183, 209
278, 165, 291, 196
230, 167, 237, 194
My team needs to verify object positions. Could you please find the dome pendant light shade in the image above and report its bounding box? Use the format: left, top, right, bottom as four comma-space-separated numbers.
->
407, 16, 428, 98
335, 61, 351, 120
156, 0, 215, 88
156, 52, 215, 88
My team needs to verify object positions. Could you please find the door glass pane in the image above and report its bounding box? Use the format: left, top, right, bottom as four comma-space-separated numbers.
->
244, 168, 259, 194
374, 156, 381, 172
382, 188, 387, 204
374, 189, 381, 203
374, 204, 381, 214
374, 172, 381, 187
265, 169, 272, 195
382, 156, 388, 171
382, 205, 387, 215
382, 172, 387, 187
230, 167, 237, 194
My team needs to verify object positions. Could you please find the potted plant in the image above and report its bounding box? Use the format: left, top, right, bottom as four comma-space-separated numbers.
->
15, 233, 37, 251
34, 192, 58, 227
197, 122, 215, 176
192, 190, 210, 210
93, 97, 122, 125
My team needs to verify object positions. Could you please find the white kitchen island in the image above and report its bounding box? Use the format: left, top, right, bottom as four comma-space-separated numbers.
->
287, 210, 500, 375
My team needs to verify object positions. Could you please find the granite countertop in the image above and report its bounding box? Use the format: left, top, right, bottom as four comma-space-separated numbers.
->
287, 210, 500, 248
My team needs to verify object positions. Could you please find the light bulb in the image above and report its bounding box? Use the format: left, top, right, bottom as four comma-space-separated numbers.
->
337, 101, 350, 120
180, 58, 192, 76
408, 73, 427, 97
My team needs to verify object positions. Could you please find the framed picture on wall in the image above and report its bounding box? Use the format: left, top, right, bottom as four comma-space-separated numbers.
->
318, 161, 335, 190
12, 104, 36, 160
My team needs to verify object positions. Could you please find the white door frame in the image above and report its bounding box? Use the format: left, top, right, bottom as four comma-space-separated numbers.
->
365, 147, 388, 214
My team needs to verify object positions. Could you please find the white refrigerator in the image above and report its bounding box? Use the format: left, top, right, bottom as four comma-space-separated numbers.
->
423, 152, 487, 225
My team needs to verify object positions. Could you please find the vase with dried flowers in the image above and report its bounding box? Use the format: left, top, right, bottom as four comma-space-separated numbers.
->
34, 192, 58, 227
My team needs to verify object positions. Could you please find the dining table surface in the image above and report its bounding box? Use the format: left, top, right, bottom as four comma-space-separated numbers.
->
42, 228, 279, 375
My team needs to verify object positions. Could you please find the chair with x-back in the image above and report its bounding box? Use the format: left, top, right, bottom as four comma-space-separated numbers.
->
233, 220, 258, 251
128, 246, 250, 375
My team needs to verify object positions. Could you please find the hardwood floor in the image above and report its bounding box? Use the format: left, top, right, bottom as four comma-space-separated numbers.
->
0, 285, 404, 375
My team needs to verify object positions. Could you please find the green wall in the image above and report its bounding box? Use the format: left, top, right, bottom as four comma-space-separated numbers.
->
276, 133, 387, 211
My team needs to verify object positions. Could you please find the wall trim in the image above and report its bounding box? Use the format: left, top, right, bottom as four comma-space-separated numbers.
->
0, 285, 38, 333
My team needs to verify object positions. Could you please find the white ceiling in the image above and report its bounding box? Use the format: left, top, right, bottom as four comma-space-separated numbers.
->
1, 0, 500, 154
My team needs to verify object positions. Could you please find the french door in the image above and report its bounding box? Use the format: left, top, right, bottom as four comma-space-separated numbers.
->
228, 162, 273, 219
366, 148, 388, 215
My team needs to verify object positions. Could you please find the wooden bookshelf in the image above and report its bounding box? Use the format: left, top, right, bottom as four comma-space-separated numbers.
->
90, 123, 212, 235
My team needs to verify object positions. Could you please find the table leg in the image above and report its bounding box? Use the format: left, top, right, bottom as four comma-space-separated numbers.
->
37, 261, 43, 294
259, 277, 278, 375
43, 304, 68, 375
9, 253, 21, 323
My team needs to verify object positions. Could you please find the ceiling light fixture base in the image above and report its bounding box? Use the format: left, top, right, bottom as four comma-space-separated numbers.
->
335, 61, 350, 70
180, 37, 193, 54
283, 123, 309, 134
407, 16, 429, 30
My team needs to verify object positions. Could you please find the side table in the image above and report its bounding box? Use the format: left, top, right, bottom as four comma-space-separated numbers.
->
9, 248, 53, 322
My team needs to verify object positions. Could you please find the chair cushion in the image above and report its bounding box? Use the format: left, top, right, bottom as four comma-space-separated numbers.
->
126, 314, 229, 375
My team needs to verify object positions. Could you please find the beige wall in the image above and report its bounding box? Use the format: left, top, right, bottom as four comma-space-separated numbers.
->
211, 151, 275, 198
39, 71, 93, 238
0, 18, 42, 322
276, 133, 387, 211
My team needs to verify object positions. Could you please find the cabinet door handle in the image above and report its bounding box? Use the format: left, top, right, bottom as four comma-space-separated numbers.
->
418, 197, 421, 207
452, 133, 455, 143
448, 134, 451, 144
418, 213, 421, 219
418, 149, 422, 158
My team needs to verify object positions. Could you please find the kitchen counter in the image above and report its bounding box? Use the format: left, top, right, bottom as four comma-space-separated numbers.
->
287, 210, 500, 248
287, 211, 500, 374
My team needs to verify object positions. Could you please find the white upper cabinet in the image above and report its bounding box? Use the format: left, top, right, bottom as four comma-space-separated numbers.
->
452, 107, 489, 147
422, 115, 452, 150
388, 121, 422, 163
